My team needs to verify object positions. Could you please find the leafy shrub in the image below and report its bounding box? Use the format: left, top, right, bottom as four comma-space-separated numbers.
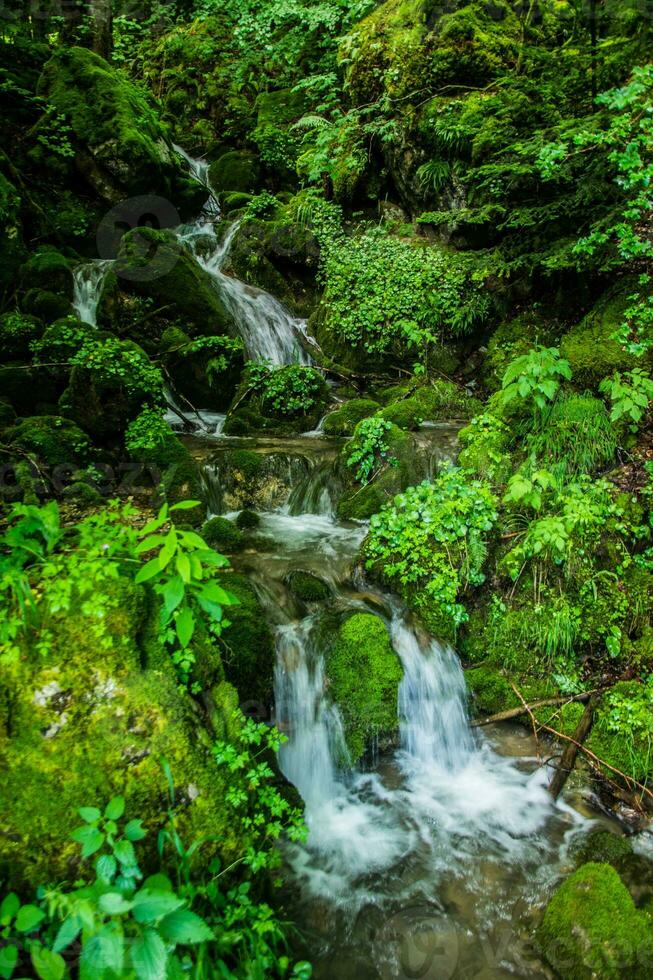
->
245, 364, 326, 418
346, 417, 398, 485
320, 229, 491, 360
600, 368, 653, 432
526, 393, 618, 478
497, 346, 571, 418
365, 468, 497, 632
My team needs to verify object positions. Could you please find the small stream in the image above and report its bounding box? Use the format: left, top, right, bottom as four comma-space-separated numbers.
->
75, 152, 627, 978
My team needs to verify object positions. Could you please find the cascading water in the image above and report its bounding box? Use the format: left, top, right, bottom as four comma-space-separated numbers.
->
174, 154, 312, 366
72, 260, 113, 326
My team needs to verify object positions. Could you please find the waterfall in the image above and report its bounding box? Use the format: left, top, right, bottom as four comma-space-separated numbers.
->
392, 617, 474, 769
72, 260, 113, 326
173, 143, 220, 217
175, 155, 312, 366
284, 460, 341, 518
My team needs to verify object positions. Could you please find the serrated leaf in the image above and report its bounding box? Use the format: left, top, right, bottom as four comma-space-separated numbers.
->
104, 796, 125, 821
158, 908, 214, 945
0, 944, 18, 980
132, 888, 184, 924
96, 853, 117, 881
162, 577, 184, 615
130, 929, 167, 980
99, 893, 134, 916
113, 839, 136, 866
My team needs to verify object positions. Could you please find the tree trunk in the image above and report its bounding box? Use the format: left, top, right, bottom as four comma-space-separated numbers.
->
548, 698, 596, 800
90, 0, 112, 61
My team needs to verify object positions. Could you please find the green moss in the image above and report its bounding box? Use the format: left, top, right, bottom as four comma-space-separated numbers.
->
323, 398, 380, 436
0, 575, 236, 891
202, 516, 244, 553
252, 88, 307, 185
538, 863, 653, 979
286, 570, 331, 602
208, 150, 261, 194
338, 423, 423, 520
162, 329, 245, 411
0, 399, 15, 429
0, 311, 43, 359
219, 573, 275, 705
465, 665, 517, 716
20, 247, 73, 299
235, 508, 260, 530
560, 284, 642, 388
378, 380, 482, 429
104, 228, 236, 338
21, 288, 72, 322
569, 831, 633, 870
483, 312, 559, 392
5, 415, 90, 467
36, 47, 203, 212
226, 366, 329, 435
326, 613, 403, 763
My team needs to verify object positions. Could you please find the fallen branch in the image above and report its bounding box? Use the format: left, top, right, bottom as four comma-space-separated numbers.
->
510, 683, 653, 809
549, 697, 596, 800
470, 691, 595, 727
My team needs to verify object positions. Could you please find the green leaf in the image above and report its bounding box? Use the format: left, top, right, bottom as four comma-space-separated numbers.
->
175, 553, 191, 584
175, 606, 195, 649
104, 796, 125, 821
162, 576, 184, 615
78, 806, 101, 824
158, 909, 214, 945
96, 854, 117, 881
113, 839, 137, 867
132, 888, 185, 924
0, 893, 20, 925
130, 929, 168, 980
0, 944, 18, 980
30, 946, 65, 980
52, 916, 82, 954
124, 819, 147, 842
135, 558, 162, 584
170, 500, 201, 511
71, 824, 104, 859
99, 892, 134, 916
15, 904, 45, 933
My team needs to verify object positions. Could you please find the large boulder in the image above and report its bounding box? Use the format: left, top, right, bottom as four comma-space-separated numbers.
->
337, 421, 424, 520
538, 863, 653, 979
98, 227, 236, 347
36, 47, 204, 215
161, 327, 245, 411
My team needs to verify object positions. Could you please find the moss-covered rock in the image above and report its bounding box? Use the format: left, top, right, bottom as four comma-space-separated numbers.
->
0, 575, 236, 891
60, 336, 163, 441
20, 247, 73, 300
5, 415, 91, 468
569, 831, 633, 870
0, 311, 43, 359
378, 380, 482, 429
98, 228, 236, 342
252, 88, 307, 188
235, 508, 260, 530
208, 150, 261, 195
465, 665, 517, 716
0, 161, 24, 300
538, 863, 653, 979
202, 516, 244, 553
337, 422, 423, 520
225, 366, 329, 436
560, 283, 643, 388
124, 409, 203, 520
286, 570, 331, 603
326, 613, 403, 763
20, 287, 72, 322
323, 398, 380, 436
36, 46, 204, 213
162, 328, 245, 411
228, 214, 320, 318
219, 573, 275, 705
482, 312, 561, 392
